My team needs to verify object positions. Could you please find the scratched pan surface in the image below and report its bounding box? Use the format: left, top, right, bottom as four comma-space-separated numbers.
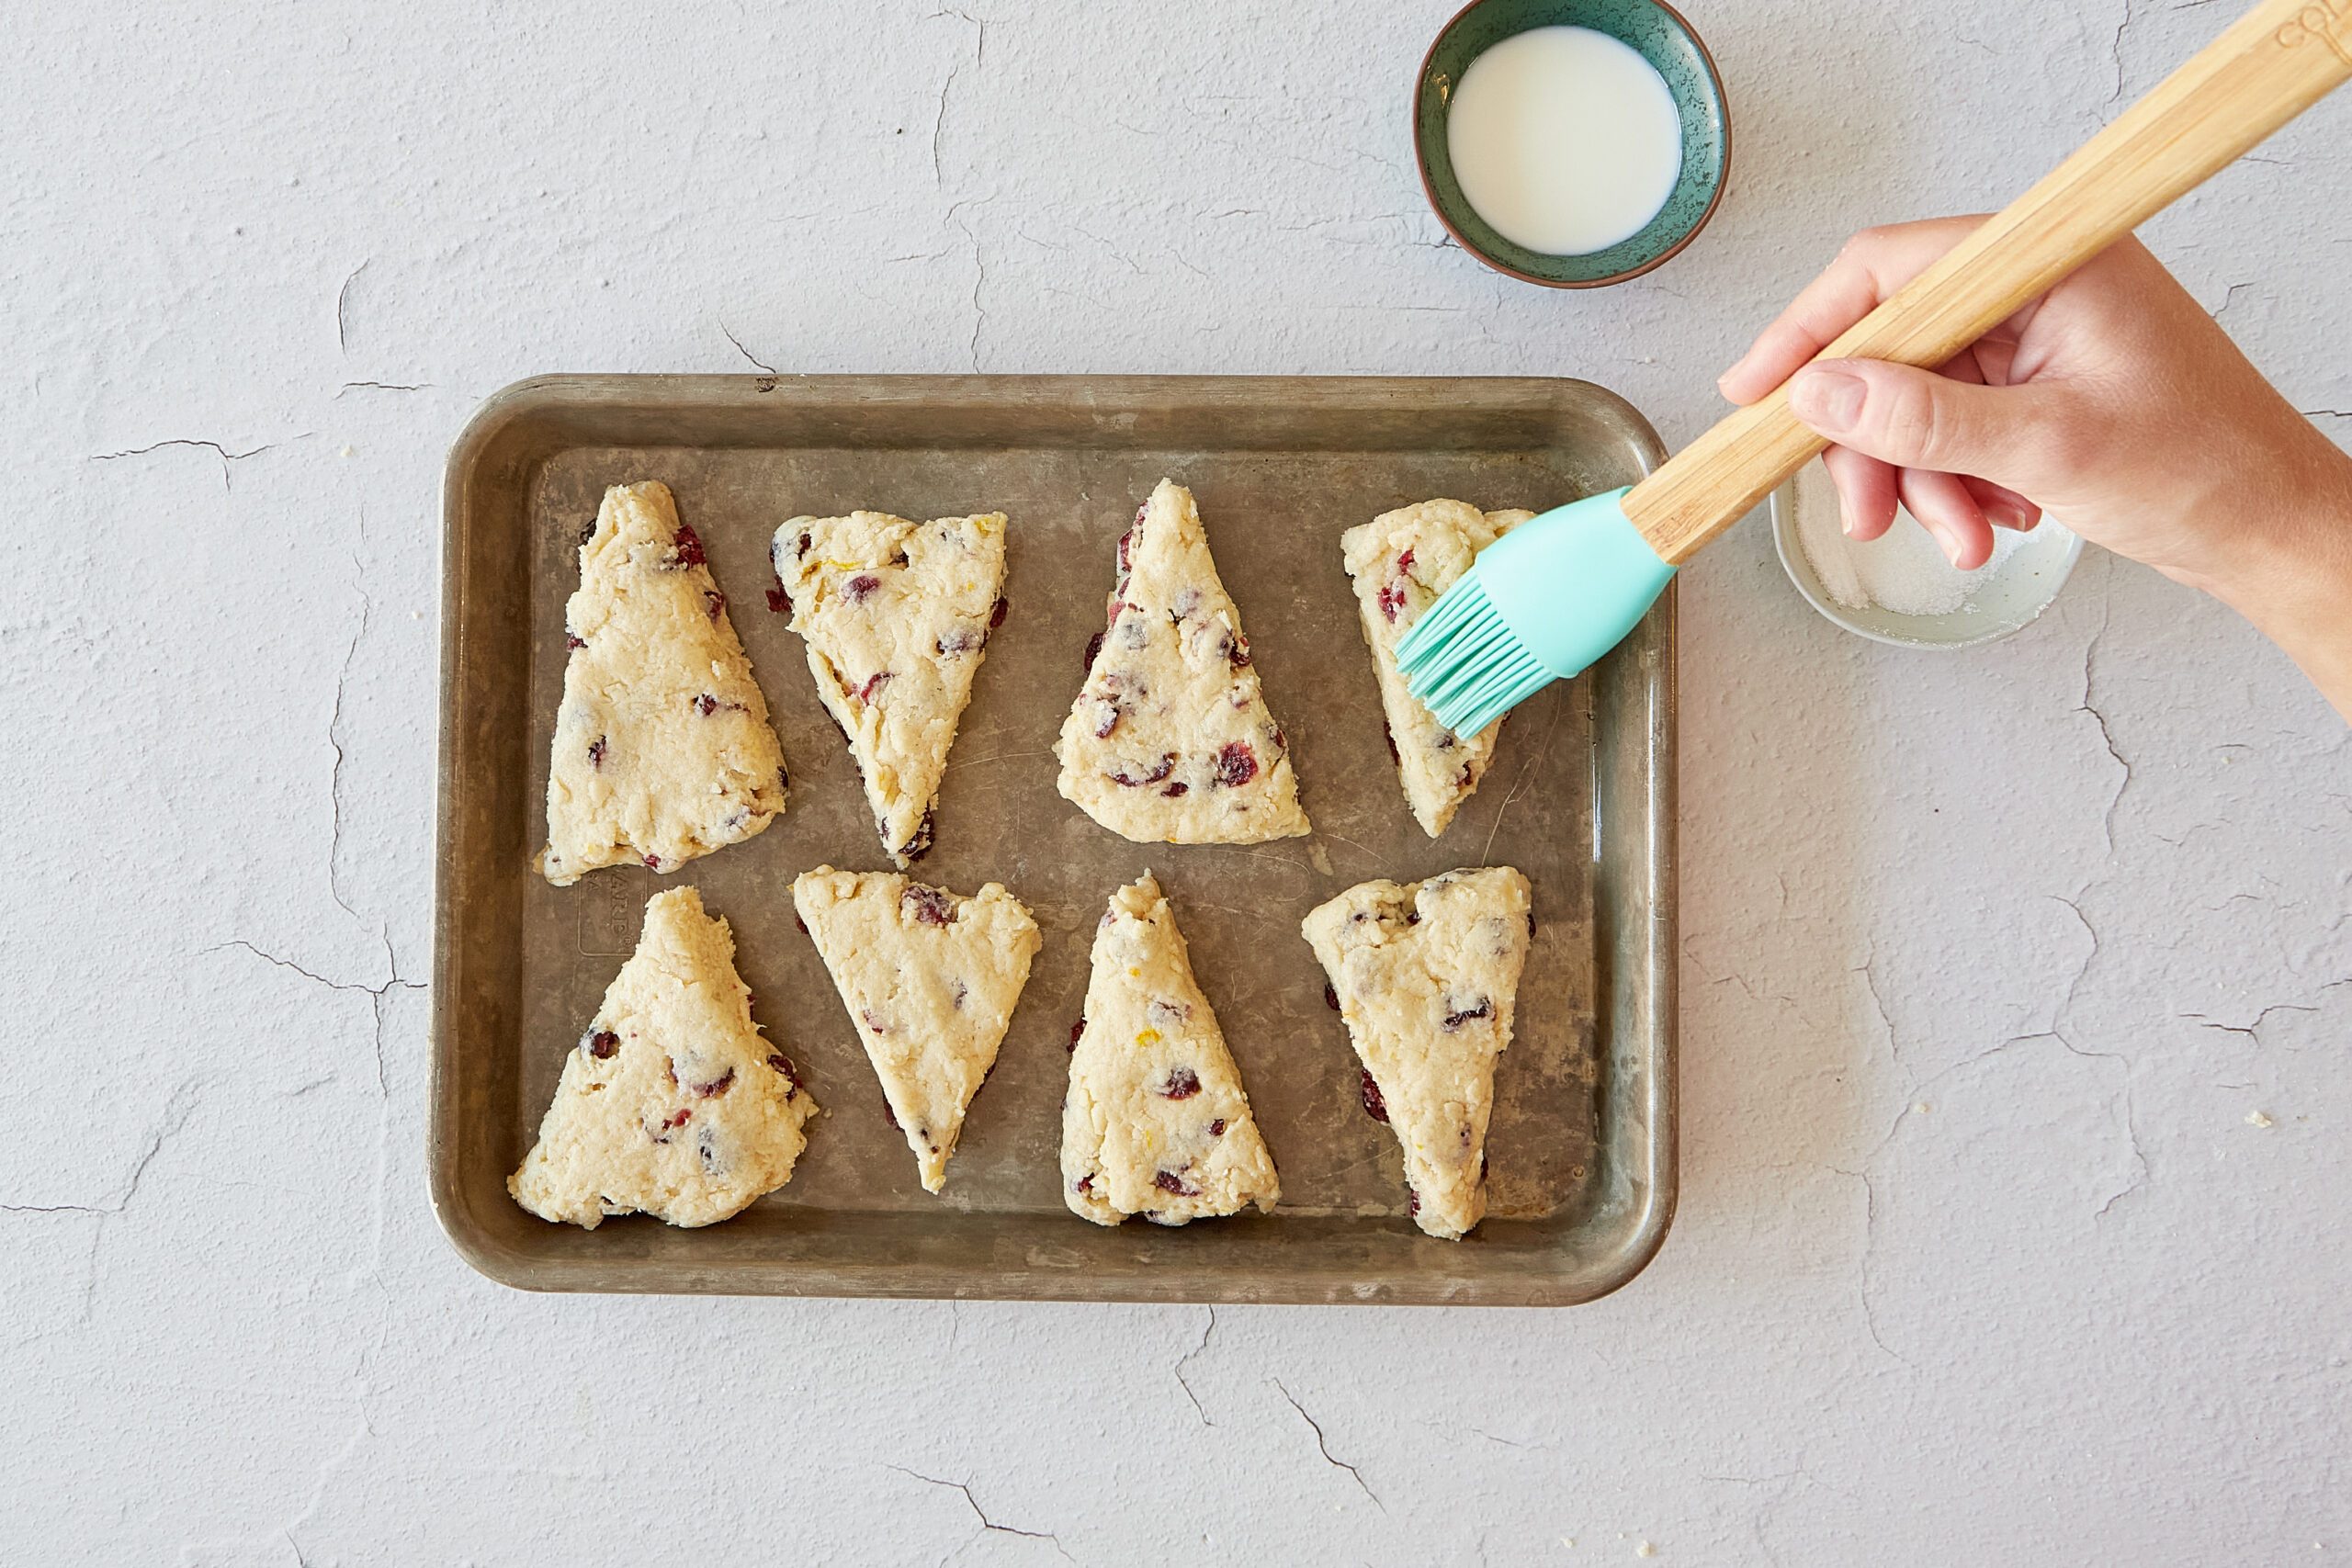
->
433, 375, 1675, 1305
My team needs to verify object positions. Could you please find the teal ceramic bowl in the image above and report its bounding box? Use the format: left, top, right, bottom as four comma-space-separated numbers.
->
1415, 0, 1730, 287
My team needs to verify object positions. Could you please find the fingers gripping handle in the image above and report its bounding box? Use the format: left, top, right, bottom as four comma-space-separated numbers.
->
1623, 0, 2352, 569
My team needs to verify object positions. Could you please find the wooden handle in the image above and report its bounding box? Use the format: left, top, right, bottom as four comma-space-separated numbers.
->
1627, 0, 2352, 566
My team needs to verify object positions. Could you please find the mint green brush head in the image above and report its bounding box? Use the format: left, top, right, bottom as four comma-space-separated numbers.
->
1397, 488, 1672, 736
1401, 0, 2352, 733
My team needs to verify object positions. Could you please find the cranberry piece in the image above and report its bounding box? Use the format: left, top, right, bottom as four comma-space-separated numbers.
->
695, 1068, 736, 1098
565, 633, 585, 649
1161, 782, 1188, 797
1083, 630, 1105, 671
989, 596, 1008, 629
844, 574, 880, 604
1408, 1188, 1421, 1217
588, 736, 608, 768
1159, 1066, 1202, 1100
1405, 911, 1419, 925
861, 1009, 888, 1034
855, 671, 891, 705
1107, 753, 1177, 788
1323, 982, 1340, 1011
1075, 1174, 1093, 1195
642, 852, 662, 871
936, 628, 980, 655
1271, 727, 1287, 752
795, 531, 812, 558
901, 808, 936, 863
662, 1108, 693, 1130
766, 581, 793, 615
901, 885, 956, 927
765, 1054, 804, 1100
1153, 1169, 1197, 1197
694, 694, 719, 716
704, 589, 726, 622
670, 525, 706, 569
1226, 632, 1252, 669
1443, 998, 1493, 1029
1092, 702, 1122, 739
1360, 1068, 1388, 1122
1116, 527, 1136, 575
582, 1030, 619, 1059
1457, 763, 1475, 788
1211, 742, 1258, 788
1069, 1019, 1085, 1052
1207, 1118, 1227, 1136
1376, 583, 1407, 623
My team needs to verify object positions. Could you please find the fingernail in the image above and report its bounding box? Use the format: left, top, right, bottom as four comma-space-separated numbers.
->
1790, 367, 1866, 434
1839, 500, 1859, 539
1925, 518, 1965, 566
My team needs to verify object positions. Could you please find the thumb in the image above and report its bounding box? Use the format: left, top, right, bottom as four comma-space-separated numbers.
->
1787, 358, 2060, 491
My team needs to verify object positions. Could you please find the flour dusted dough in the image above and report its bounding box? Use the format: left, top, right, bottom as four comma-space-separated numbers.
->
791, 866, 1041, 1193
774, 510, 1008, 865
510, 886, 816, 1228
1061, 874, 1279, 1225
537, 481, 788, 886
1056, 479, 1308, 843
1301, 866, 1532, 1239
1340, 500, 1534, 838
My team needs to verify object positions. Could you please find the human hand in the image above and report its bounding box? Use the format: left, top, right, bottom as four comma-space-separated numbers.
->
1719, 216, 2352, 718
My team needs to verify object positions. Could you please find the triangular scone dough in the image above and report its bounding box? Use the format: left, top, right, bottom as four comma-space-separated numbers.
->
1061, 874, 1279, 1225
1055, 480, 1309, 844
1340, 501, 1535, 838
773, 511, 1008, 865
1301, 866, 1532, 1239
791, 866, 1042, 1193
510, 886, 817, 1229
537, 481, 788, 886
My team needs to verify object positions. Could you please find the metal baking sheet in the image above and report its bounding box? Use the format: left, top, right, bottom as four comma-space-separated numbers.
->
433, 374, 1675, 1305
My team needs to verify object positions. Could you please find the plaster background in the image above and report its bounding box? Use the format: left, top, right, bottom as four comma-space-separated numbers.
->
3, 2, 2347, 1562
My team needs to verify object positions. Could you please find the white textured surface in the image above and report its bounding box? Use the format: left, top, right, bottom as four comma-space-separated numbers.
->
6, 1, 2349, 1562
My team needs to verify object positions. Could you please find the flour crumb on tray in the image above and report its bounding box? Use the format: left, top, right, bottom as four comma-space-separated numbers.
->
792, 866, 1042, 1193
1061, 874, 1280, 1225
1302, 865, 1532, 1239
773, 508, 1009, 866
1341, 498, 1534, 837
1056, 479, 1309, 844
537, 480, 788, 886
510, 886, 816, 1229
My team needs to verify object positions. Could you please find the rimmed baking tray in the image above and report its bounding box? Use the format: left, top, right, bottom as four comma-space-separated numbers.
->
433, 374, 1675, 1305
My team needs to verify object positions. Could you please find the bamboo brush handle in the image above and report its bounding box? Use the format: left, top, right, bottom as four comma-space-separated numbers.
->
1626, 0, 2352, 567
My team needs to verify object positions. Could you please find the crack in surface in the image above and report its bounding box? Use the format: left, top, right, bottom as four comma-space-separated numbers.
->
2, 1079, 199, 1218
91, 438, 276, 491
1173, 1305, 1216, 1426
948, 198, 990, 371
1826, 1165, 1912, 1368
207, 939, 422, 1000
327, 555, 371, 931
1272, 1380, 1385, 1511
886, 1465, 1073, 1562
719, 321, 777, 375
928, 8, 986, 187
337, 260, 369, 354
336, 380, 427, 395
2077, 588, 2129, 858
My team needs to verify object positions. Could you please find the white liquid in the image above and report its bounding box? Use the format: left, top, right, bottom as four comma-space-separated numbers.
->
1446, 26, 1683, 256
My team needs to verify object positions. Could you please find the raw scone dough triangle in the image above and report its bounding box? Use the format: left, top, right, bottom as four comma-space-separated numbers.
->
1301, 866, 1532, 1239
510, 886, 817, 1229
774, 510, 1008, 865
1340, 500, 1534, 838
1055, 479, 1309, 844
791, 866, 1042, 1193
1061, 874, 1279, 1225
537, 480, 788, 886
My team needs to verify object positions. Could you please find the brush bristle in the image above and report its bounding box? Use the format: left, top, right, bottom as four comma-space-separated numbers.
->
1396, 573, 1553, 736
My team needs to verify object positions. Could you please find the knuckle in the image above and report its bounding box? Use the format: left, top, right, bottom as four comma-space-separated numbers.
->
1879, 378, 1951, 464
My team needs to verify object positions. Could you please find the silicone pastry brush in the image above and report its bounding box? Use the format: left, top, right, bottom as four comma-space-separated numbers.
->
1399, 0, 2352, 737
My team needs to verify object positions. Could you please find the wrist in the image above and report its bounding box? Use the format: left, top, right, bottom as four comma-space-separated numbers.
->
2200, 441, 2352, 718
